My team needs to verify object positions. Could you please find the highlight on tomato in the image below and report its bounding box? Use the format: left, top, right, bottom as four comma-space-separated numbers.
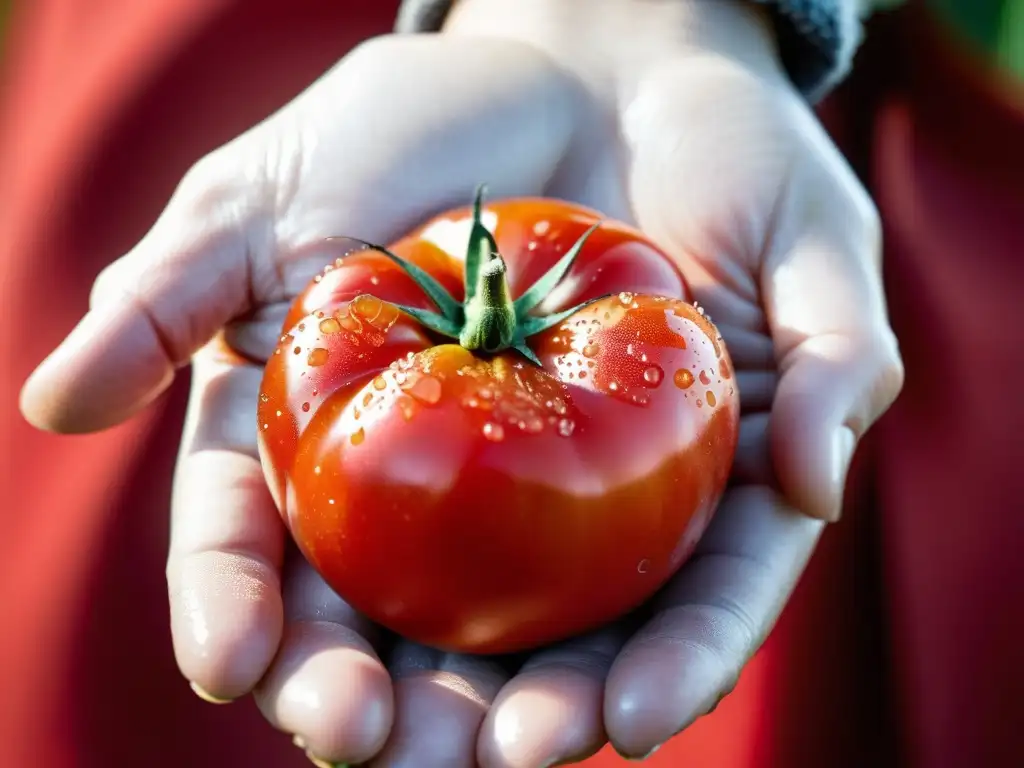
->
257, 187, 740, 654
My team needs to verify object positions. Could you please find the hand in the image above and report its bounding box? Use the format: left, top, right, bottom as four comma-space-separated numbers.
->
21, 1, 903, 765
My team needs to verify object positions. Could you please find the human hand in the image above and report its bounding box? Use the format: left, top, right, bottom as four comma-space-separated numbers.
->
21, 1, 903, 765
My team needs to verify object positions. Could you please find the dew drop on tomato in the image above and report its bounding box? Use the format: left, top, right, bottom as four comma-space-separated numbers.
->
404, 374, 442, 406
307, 348, 329, 366
642, 365, 664, 386
482, 422, 505, 441
319, 317, 342, 334
630, 390, 652, 407
674, 368, 695, 389
397, 396, 416, 421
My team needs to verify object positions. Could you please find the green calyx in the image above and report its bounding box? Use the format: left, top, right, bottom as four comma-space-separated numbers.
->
349, 185, 605, 366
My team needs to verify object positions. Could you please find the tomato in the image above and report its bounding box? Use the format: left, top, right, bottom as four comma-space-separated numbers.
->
257, 190, 739, 654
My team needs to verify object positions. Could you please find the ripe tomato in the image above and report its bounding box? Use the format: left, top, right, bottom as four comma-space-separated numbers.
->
257, 191, 739, 654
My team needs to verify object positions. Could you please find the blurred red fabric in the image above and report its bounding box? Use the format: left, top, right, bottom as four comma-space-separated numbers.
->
0, 2, 1019, 766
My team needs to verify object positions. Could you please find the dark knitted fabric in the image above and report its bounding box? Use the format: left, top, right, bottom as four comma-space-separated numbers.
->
393, 0, 865, 101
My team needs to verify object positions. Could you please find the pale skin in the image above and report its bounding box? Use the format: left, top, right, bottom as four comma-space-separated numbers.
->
20, 1, 904, 765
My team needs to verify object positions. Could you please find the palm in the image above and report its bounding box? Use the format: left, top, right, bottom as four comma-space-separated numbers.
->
22, 16, 901, 768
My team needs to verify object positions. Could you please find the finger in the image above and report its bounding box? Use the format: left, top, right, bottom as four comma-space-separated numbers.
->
604, 486, 823, 757
477, 626, 627, 768
255, 555, 393, 766
368, 642, 507, 767
763, 140, 903, 520
20, 34, 581, 435
730, 412, 775, 487
19, 148, 257, 433
167, 342, 285, 700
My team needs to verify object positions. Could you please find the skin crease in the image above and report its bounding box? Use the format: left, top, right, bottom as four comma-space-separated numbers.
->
18, 0, 905, 765
258, 200, 740, 653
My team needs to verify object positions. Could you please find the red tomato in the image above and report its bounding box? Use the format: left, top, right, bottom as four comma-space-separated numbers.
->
257, 193, 739, 654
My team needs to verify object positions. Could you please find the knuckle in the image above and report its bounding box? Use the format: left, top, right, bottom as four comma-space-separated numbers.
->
873, 329, 906, 405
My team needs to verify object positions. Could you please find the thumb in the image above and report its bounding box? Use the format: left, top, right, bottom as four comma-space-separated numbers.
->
765, 151, 904, 521
20, 147, 259, 433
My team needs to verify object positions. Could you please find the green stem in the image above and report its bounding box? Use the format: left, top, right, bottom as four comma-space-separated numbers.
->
333, 186, 606, 366
459, 256, 517, 352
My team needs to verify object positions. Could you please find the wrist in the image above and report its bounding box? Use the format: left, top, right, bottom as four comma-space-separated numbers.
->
442, 0, 787, 88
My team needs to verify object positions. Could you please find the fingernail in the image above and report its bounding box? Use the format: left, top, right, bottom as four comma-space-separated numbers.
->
705, 687, 731, 716
627, 744, 662, 761
189, 681, 233, 704
305, 752, 348, 768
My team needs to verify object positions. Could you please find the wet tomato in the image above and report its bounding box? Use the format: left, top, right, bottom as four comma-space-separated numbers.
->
257, 190, 739, 654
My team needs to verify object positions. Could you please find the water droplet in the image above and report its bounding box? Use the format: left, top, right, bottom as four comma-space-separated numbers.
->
298, 323, 306, 332
307, 348, 329, 366
618, 291, 635, 305
275, 410, 282, 418
397, 396, 416, 421
699, 369, 711, 386
312, 388, 319, 397
362, 392, 373, 407
674, 369, 695, 389
533, 220, 550, 236
696, 398, 703, 408
525, 416, 544, 434
706, 391, 717, 407
720, 358, 732, 379
351, 294, 399, 331
339, 312, 362, 332
293, 346, 302, 355
551, 397, 568, 415
583, 343, 600, 358
313, 465, 321, 475
608, 381, 620, 393
578, 370, 588, 379
370, 275, 380, 285
301, 402, 310, 412
630, 391, 652, 407
372, 376, 387, 391
643, 366, 664, 386
407, 375, 442, 405
557, 418, 576, 437
319, 317, 342, 334
259, 393, 269, 403
261, 423, 268, 430
482, 422, 505, 442
350, 427, 365, 446
637, 558, 650, 574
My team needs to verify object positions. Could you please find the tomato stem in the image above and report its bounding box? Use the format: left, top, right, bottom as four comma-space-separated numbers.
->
459, 255, 517, 352
330, 187, 609, 365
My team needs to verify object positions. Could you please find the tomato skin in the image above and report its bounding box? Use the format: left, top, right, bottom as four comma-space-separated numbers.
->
258, 198, 739, 654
